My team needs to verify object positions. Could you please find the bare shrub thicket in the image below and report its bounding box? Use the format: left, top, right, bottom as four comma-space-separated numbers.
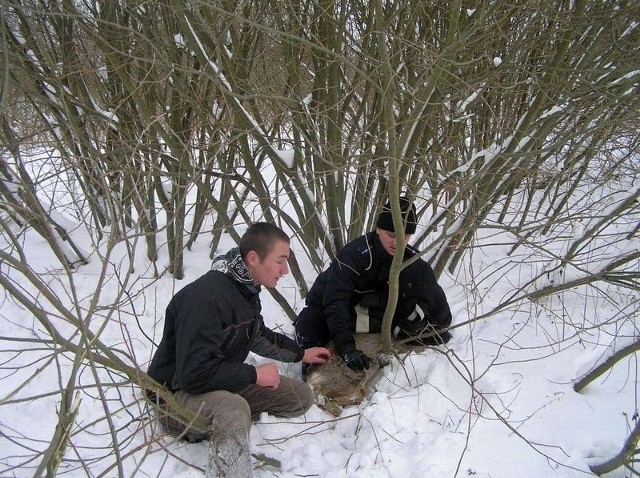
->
0, 0, 638, 476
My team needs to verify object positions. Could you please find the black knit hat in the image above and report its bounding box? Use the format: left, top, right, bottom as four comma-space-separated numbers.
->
376, 197, 417, 234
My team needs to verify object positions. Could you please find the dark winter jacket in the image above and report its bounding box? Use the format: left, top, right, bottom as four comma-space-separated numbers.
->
147, 248, 304, 394
305, 232, 452, 354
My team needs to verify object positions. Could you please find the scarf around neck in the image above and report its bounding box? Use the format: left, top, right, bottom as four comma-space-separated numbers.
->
211, 247, 255, 286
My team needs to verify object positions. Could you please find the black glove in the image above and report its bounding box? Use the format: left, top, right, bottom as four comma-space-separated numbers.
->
342, 348, 371, 371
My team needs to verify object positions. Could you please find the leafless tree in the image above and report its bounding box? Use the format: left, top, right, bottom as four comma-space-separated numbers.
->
0, 0, 638, 476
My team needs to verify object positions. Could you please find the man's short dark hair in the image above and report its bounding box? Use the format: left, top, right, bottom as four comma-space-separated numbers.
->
239, 222, 290, 260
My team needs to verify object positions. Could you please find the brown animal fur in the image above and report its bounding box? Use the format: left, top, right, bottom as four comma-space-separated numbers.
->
306, 334, 425, 416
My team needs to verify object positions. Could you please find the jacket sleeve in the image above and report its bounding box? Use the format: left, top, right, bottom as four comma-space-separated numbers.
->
321, 248, 362, 355
412, 261, 452, 330
173, 297, 257, 394
249, 314, 305, 362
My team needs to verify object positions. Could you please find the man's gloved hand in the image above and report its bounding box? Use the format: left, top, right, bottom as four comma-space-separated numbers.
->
342, 348, 371, 371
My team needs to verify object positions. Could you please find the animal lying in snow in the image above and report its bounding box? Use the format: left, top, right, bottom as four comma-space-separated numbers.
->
305, 333, 426, 416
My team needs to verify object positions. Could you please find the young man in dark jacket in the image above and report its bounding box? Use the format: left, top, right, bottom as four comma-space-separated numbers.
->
147, 222, 330, 478
294, 198, 452, 372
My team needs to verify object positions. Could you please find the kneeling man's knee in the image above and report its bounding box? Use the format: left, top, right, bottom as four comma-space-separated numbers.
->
208, 391, 252, 432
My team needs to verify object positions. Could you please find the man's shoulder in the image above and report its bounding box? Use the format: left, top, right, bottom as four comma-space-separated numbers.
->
314, 234, 364, 276
342, 232, 375, 255
333, 234, 376, 268
177, 270, 235, 299
191, 269, 228, 286
403, 246, 437, 275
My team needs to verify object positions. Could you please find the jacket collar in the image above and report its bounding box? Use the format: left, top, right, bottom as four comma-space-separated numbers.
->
371, 231, 389, 258
371, 230, 416, 260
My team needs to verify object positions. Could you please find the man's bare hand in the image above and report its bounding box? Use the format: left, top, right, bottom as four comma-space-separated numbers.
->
255, 363, 280, 389
302, 347, 331, 364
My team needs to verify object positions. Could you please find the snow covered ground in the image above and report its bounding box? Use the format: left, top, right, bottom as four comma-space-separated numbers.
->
0, 197, 637, 478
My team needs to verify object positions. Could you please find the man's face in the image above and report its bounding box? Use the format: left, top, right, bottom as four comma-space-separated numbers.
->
247, 239, 290, 288
376, 228, 410, 256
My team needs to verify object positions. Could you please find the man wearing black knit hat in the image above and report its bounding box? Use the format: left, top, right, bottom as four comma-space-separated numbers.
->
294, 197, 452, 373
